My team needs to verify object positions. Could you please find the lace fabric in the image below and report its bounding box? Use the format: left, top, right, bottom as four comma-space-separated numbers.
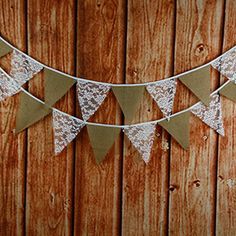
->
10, 50, 43, 86
124, 123, 156, 163
146, 79, 177, 118
77, 81, 111, 121
191, 94, 224, 136
0, 69, 20, 101
211, 47, 236, 83
52, 109, 85, 154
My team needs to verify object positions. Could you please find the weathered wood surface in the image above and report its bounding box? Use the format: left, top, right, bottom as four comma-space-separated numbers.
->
122, 0, 175, 235
0, 0, 236, 235
169, 1, 224, 235
26, 0, 76, 235
216, 0, 236, 235
74, 0, 125, 235
0, 1, 26, 235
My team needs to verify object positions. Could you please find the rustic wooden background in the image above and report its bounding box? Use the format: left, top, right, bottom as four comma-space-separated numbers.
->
0, 0, 236, 235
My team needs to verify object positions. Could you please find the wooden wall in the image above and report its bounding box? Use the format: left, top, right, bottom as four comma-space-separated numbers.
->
0, 0, 236, 235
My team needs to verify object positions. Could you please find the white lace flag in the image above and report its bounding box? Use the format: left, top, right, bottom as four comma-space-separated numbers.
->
77, 81, 111, 121
52, 109, 85, 155
146, 79, 177, 118
191, 94, 224, 136
124, 123, 156, 163
10, 50, 43, 86
0, 69, 20, 101
211, 47, 236, 83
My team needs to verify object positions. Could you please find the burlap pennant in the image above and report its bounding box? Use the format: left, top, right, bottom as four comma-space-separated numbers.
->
123, 123, 156, 163
159, 111, 190, 149
44, 68, 76, 106
179, 65, 211, 105
0, 39, 13, 58
52, 109, 85, 155
87, 125, 120, 164
112, 86, 145, 121
219, 81, 236, 102
16, 91, 51, 133
191, 94, 225, 136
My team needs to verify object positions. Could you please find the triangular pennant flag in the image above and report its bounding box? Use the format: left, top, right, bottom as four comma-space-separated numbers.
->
44, 68, 76, 106
112, 86, 145, 121
52, 109, 85, 155
220, 81, 236, 102
211, 47, 236, 83
191, 94, 224, 136
16, 91, 51, 133
77, 81, 111, 121
87, 125, 120, 164
0, 39, 12, 58
146, 79, 177, 118
123, 123, 156, 163
10, 50, 43, 87
159, 111, 190, 149
0, 69, 20, 101
179, 65, 211, 105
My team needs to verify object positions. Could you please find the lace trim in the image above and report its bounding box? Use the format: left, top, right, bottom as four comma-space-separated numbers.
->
147, 79, 177, 118
77, 81, 111, 121
124, 123, 156, 163
191, 94, 224, 135
10, 50, 43, 86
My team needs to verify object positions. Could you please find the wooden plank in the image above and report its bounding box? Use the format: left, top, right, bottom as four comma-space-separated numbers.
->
0, 0, 26, 235
74, 0, 125, 235
169, 1, 224, 235
122, 1, 175, 235
26, 0, 76, 235
216, 1, 236, 235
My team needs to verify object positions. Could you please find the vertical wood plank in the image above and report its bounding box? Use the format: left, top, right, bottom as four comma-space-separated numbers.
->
0, 1, 26, 235
122, 0, 175, 235
74, 0, 125, 235
216, 1, 236, 235
169, 1, 224, 235
26, 0, 75, 235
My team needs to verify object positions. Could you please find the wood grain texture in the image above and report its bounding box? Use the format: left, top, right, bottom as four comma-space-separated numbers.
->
26, 0, 75, 235
0, 1, 26, 235
216, 1, 236, 235
74, 0, 125, 235
122, 1, 175, 235
169, 1, 224, 235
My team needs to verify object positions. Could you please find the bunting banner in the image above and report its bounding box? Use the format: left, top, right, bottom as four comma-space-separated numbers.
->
112, 86, 145, 121
146, 79, 177, 119
123, 123, 156, 163
0, 68, 20, 101
0, 36, 235, 164
191, 94, 225, 136
179, 65, 211, 105
52, 109, 85, 154
87, 125, 120, 163
10, 50, 43, 87
77, 81, 111, 121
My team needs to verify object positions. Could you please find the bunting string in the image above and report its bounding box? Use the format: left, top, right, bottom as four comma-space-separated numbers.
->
0, 35, 235, 163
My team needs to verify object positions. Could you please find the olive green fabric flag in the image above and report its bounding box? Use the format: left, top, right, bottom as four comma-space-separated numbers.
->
220, 81, 236, 102
158, 111, 190, 149
0, 39, 12, 58
44, 68, 76, 106
179, 65, 211, 105
16, 91, 51, 133
112, 86, 145, 121
87, 125, 120, 164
